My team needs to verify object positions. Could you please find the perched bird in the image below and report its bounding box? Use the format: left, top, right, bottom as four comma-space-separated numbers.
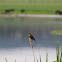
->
28, 33, 36, 42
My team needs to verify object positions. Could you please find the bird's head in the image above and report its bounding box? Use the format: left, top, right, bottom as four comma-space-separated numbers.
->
28, 33, 31, 37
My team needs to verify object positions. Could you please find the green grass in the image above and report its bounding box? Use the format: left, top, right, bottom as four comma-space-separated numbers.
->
0, 0, 62, 14
60, 47, 62, 62
56, 41, 59, 62
52, 31, 61, 62
46, 52, 48, 62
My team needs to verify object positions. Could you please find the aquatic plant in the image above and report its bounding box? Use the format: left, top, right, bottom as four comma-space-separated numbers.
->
56, 41, 59, 62
29, 38, 35, 62
5, 58, 8, 62
46, 52, 48, 62
39, 44, 41, 62
36, 57, 39, 62
60, 47, 62, 62
52, 30, 62, 35
55, 31, 60, 62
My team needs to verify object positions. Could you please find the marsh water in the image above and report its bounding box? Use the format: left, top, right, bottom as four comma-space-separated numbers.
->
0, 17, 62, 62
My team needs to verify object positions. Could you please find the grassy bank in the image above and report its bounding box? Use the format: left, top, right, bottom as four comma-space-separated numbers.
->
0, 0, 62, 14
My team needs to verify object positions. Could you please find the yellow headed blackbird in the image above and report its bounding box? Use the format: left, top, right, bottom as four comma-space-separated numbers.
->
28, 33, 36, 42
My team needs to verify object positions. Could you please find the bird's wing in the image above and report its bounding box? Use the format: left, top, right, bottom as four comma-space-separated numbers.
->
30, 34, 35, 41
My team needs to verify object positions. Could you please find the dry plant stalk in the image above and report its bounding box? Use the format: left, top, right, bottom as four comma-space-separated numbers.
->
29, 38, 33, 48
29, 38, 35, 62
5, 58, 8, 62
14, 59, 16, 62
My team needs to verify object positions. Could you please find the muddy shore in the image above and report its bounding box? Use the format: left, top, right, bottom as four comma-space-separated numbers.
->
0, 14, 62, 18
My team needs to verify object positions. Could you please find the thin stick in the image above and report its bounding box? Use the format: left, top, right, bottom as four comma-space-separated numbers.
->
32, 47, 35, 62
29, 38, 35, 62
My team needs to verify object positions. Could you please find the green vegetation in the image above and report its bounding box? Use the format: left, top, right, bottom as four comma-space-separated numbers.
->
46, 52, 48, 62
56, 41, 59, 62
36, 31, 62, 62
60, 47, 62, 62
52, 30, 62, 35
0, 0, 62, 14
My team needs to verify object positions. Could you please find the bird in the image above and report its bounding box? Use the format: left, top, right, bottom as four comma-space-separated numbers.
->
28, 33, 36, 42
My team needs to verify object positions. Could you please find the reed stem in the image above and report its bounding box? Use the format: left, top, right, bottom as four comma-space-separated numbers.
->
29, 38, 35, 62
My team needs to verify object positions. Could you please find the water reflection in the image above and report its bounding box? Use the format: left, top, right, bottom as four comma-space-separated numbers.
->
0, 17, 62, 48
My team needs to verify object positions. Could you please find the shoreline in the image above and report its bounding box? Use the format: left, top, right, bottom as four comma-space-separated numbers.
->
0, 14, 62, 18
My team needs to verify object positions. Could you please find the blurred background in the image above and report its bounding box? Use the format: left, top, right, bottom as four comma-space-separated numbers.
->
0, 0, 62, 14
0, 0, 62, 62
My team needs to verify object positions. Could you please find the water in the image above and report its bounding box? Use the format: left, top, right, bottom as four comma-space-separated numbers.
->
0, 17, 62, 62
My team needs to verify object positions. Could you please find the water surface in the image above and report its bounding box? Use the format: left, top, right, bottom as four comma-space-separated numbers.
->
0, 17, 62, 62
